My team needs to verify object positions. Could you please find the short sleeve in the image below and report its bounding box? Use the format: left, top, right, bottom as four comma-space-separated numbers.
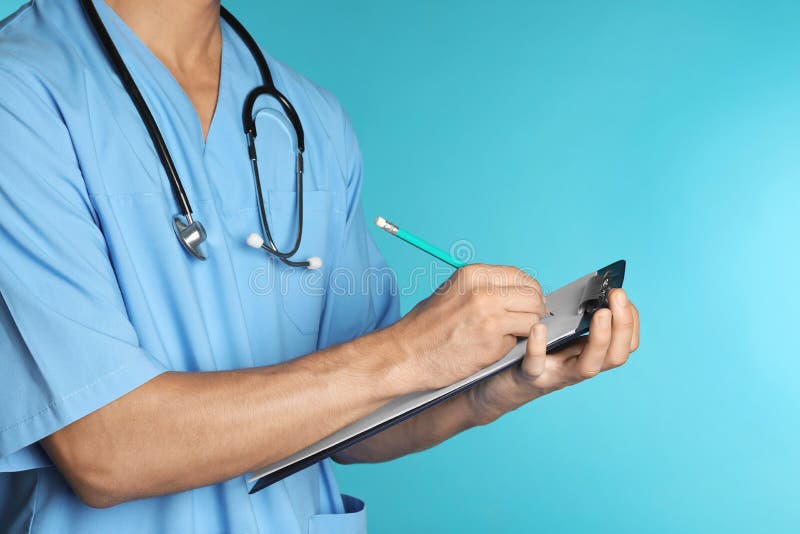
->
317, 112, 400, 347
0, 67, 167, 471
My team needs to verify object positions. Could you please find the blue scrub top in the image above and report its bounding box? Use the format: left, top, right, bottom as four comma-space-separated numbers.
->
0, 0, 399, 532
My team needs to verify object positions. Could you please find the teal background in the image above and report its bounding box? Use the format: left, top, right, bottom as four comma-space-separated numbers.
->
3, 0, 798, 532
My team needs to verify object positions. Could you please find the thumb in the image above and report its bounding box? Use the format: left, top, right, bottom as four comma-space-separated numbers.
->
520, 322, 547, 379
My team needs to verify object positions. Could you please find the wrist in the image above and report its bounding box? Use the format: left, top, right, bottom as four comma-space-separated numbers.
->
376, 322, 441, 395
465, 386, 504, 427
345, 325, 420, 401
466, 367, 545, 427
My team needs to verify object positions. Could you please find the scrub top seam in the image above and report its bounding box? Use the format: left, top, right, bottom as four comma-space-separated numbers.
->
0, 361, 142, 436
0, 262, 145, 348
26, 469, 40, 534
83, 71, 165, 193
0, 173, 110, 286
0, 60, 66, 124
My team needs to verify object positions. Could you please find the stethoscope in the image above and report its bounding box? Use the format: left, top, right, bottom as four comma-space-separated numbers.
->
79, 0, 321, 269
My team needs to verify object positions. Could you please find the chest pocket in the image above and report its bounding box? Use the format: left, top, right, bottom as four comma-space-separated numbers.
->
267, 189, 341, 337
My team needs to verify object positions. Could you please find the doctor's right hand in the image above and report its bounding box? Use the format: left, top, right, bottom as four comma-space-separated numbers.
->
388, 264, 546, 392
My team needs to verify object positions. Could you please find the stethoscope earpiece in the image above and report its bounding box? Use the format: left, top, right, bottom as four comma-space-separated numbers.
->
173, 215, 207, 260
246, 233, 320, 270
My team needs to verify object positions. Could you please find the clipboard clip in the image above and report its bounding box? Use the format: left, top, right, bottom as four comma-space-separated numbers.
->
579, 270, 613, 315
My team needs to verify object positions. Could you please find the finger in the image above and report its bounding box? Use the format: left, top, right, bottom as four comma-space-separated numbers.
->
509, 269, 543, 295
501, 311, 542, 337
629, 302, 640, 352
520, 323, 547, 379
500, 290, 547, 316
549, 336, 587, 360
493, 266, 541, 290
472, 265, 543, 295
605, 289, 634, 368
574, 309, 612, 379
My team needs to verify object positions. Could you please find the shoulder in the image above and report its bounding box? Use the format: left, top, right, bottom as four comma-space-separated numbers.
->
0, 1, 87, 115
0, 3, 40, 81
265, 53, 347, 128
263, 53, 359, 177
0, 1, 34, 38
0, 3, 88, 195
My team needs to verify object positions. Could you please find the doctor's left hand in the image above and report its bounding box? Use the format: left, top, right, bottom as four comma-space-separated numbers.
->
467, 288, 640, 424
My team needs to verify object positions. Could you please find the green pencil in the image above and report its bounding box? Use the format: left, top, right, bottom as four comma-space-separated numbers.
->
374, 216, 467, 269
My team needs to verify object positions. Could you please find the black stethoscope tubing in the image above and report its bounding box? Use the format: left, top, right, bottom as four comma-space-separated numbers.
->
79, 0, 309, 267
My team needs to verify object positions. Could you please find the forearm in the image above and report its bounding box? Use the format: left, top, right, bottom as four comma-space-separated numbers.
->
333, 366, 548, 464
333, 389, 485, 464
43, 328, 409, 507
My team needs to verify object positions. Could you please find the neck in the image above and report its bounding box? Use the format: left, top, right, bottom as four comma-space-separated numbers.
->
104, 0, 224, 140
105, 0, 222, 70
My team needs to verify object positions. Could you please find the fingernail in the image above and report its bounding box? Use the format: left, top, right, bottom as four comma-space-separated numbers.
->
600, 312, 611, 326
616, 291, 628, 308
531, 314, 541, 324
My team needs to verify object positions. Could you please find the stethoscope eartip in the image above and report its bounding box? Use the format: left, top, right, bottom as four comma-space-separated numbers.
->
246, 233, 265, 249
306, 256, 323, 270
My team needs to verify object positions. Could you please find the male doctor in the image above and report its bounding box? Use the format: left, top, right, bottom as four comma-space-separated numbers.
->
0, 0, 639, 532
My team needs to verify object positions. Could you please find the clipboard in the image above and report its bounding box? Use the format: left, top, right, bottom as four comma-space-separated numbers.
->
249, 260, 626, 493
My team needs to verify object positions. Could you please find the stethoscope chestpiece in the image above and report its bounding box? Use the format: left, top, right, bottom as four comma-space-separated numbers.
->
173, 214, 208, 260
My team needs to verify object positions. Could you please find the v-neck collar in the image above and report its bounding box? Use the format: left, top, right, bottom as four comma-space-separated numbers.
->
93, 0, 230, 152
